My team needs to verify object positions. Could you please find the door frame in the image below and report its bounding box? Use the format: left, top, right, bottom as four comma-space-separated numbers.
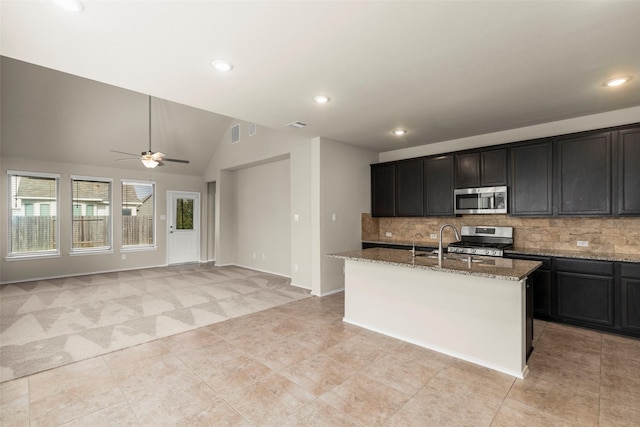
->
166, 190, 201, 265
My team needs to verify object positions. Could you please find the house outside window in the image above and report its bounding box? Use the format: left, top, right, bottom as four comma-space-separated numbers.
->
71, 176, 112, 253
121, 180, 155, 248
7, 171, 60, 257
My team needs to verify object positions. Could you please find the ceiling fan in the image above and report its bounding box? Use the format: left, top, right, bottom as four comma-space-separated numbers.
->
111, 96, 190, 168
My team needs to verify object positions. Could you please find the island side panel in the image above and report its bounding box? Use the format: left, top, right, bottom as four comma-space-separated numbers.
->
343, 259, 527, 378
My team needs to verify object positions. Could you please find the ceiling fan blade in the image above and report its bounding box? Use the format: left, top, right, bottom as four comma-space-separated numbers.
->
163, 158, 190, 164
115, 158, 140, 162
110, 149, 139, 157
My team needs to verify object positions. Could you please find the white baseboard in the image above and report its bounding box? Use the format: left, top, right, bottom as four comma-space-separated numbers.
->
311, 287, 345, 297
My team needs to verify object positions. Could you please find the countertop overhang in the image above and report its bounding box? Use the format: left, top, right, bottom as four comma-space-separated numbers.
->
362, 240, 640, 264
329, 247, 541, 281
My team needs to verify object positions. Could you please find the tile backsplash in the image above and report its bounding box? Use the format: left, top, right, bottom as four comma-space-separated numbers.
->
362, 213, 640, 255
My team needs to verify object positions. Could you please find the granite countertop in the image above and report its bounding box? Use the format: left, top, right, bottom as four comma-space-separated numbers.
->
508, 247, 640, 263
362, 240, 640, 264
329, 248, 542, 281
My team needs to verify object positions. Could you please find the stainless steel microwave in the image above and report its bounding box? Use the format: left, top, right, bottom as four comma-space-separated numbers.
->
454, 186, 508, 214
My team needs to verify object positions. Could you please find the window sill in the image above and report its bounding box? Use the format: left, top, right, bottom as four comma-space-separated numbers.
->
69, 249, 114, 257
5, 252, 61, 261
121, 245, 157, 253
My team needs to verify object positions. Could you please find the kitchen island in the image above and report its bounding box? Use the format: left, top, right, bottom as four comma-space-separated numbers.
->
328, 247, 542, 378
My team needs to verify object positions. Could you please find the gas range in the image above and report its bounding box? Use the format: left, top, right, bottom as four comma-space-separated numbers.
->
447, 225, 513, 257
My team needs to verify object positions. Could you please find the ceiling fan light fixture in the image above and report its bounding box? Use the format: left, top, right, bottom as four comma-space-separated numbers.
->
141, 158, 159, 169
393, 129, 407, 136
603, 76, 632, 87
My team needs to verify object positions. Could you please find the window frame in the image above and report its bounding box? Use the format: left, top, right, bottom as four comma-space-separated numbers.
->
6, 170, 61, 260
121, 179, 157, 252
70, 175, 113, 255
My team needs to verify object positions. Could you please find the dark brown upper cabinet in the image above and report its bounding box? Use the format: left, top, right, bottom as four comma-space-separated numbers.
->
371, 163, 396, 217
555, 131, 612, 216
424, 155, 455, 216
455, 148, 507, 188
510, 140, 553, 216
455, 152, 480, 188
617, 126, 640, 215
395, 158, 424, 217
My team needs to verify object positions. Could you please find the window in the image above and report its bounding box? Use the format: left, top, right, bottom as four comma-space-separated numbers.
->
122, 180, 155, 248
176, 198, 194, 230
72, 177, 112, 252
8, 171, 60, 257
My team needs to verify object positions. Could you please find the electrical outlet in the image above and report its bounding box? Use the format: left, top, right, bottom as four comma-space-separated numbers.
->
430, 234, 437, 239
385, 232, 393, 237
577, 240, 589, 247
294, 264, 299, 272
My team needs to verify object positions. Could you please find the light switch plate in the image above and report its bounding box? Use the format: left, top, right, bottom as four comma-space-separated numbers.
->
385, 232, 392, 237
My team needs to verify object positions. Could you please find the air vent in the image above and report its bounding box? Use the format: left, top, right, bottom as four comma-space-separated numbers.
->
231, 124, 240, 143
249, 123, 257, 136
286, 121, 307, 129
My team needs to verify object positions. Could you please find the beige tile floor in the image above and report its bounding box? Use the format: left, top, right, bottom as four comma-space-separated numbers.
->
1, 291, 640, 426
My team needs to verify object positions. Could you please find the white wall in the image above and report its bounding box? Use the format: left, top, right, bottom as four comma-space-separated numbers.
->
0, 157, 203, 283
311, 137, 378, 296
379, 106, 640, 163
233, 158, 291, 276
204, 122, 313, 288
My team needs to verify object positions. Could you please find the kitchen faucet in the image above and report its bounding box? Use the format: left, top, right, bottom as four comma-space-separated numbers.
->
411, 233, 424, 257
438, 224, 461, 263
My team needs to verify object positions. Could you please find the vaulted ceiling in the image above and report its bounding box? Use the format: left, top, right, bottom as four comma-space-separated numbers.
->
2, 1, 639, 166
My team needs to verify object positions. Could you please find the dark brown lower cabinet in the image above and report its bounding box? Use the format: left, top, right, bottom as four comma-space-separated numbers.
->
621, 263, 640, 334
555, 258, 615, 328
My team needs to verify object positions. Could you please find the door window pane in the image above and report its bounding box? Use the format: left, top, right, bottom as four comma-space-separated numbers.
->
72, 177, 112, 251
122, 181, 155, 247
8, 172, 59, 256
176, 198, 194, 230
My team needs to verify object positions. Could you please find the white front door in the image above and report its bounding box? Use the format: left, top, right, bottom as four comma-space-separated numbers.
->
167, 191, 200, 265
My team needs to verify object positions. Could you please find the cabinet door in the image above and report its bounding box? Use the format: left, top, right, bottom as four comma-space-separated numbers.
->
371, 163, 395, 217
621, 277, 640, 334
617, 127, 640, 215
396, 159, 424, 217
556, 131, 612, 216
455, 153, 480, 188
556, 271, 615, 326
424, 155, 454, 216
481, 149, 507, 186
510, 141, 553, 216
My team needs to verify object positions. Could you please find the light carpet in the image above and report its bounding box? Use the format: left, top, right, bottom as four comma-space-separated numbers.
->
0, 264, 311, 382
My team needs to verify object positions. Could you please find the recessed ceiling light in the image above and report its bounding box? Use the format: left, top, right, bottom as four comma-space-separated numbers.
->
393, 129, 407, 136
603, 76, 632, 87
313, 95, 330, 104
51, 0, 84, 12
211, 60, 233, 72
